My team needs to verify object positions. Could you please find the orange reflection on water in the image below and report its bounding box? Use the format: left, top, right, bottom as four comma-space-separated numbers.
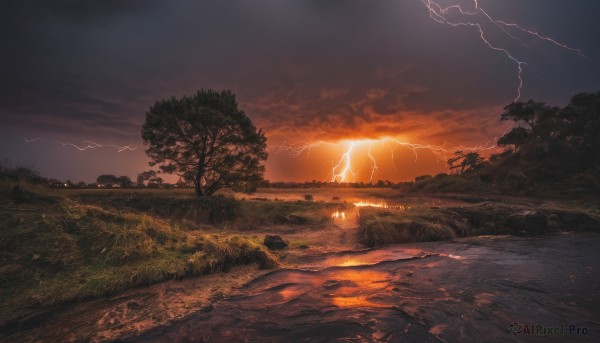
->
353, 201, 405, 210
337, 259, 364, 267
277, 287, 306, 302
332, 270, 389, 289
327, 269, 390, 308
331, 295, 377, 308
402, 248, 427, 255
331, 210, 346, 220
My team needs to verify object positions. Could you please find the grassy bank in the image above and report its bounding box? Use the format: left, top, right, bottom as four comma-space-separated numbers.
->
358, 203, 600, 247
0, 183, 279, 327
70, 189, 345, 229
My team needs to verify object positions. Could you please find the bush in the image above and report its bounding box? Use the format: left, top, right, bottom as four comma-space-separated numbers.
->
434, 173, 448, 179
415, 175, 433, 182
0, 159, 42, 183
358, 208, 456, 247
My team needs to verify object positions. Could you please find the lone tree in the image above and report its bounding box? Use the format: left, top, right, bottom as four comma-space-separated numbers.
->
142, 89, 268, 196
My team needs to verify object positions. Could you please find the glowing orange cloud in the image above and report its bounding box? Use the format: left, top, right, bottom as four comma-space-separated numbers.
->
272, 136, 499, 183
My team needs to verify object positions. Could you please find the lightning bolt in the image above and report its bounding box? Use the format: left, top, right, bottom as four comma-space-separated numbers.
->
420, 0, 584, 101
56, 140, 137, 152
275, 138, 497, 183
367, 145, 378, 183
332, 141, 356, 182
20, 136, 41, 143
20, 137, 137, 152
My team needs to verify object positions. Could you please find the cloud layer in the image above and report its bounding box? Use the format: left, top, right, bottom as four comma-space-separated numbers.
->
1, 0, 599, 181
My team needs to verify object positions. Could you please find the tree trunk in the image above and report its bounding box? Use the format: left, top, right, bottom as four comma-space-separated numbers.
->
194, 178, 203, 196
195, 162, 204, 196
205, 184, 221, 196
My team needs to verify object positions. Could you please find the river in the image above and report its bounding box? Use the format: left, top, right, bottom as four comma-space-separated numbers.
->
134, 233, 600, 342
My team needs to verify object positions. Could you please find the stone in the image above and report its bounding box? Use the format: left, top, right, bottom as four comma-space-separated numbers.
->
263, 235, 288, 250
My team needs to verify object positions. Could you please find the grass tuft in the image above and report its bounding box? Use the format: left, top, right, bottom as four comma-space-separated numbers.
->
358, 208, 456, 247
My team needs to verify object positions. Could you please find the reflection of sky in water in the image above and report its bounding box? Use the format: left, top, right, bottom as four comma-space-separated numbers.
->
353, 201, 405, 210
331, 199, 407, 221
327, 270, 391, 308
149, 235, 600, 343
306, 247, 435, 270
331, 210, 346, 220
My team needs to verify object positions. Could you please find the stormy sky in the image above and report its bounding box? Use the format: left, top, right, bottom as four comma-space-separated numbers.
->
1, 0, 599, 182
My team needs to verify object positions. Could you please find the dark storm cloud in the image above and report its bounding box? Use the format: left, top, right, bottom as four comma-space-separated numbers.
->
1, 0, 600, 146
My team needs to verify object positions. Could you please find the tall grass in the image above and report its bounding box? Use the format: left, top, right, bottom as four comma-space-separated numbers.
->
72, 190, 345, 229
358, 208, 456, 247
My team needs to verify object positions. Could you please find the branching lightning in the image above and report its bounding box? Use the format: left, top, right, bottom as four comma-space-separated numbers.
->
21, 137, 137, 152
273, 3, 586, 184
331, 141, 357, 182
20, 136, 41, 143
420, 0, 584, 101
275, 138, 496, 183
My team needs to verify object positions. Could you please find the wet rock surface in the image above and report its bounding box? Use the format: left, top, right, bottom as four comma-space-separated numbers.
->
136, 234, 600, 342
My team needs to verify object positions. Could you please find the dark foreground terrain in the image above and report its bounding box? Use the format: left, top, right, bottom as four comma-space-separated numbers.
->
1, 187, 599, 342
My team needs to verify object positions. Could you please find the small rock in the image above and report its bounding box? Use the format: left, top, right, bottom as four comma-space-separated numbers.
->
263, 235, 288, 250
298, 244, 310, 250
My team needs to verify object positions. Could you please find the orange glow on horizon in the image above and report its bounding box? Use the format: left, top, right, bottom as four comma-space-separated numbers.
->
270, 136, 499, 183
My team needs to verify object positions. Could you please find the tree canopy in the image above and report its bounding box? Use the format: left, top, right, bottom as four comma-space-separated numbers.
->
496, 92, 600, 179
141, 89, 268, 196
447, 151, 485, 173
429, 92, 600, 194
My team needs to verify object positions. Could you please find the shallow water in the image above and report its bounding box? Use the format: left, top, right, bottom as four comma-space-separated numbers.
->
137, 234, 600, 342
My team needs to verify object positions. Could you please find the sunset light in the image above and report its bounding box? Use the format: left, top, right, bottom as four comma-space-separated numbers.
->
275, 137, 497, 183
